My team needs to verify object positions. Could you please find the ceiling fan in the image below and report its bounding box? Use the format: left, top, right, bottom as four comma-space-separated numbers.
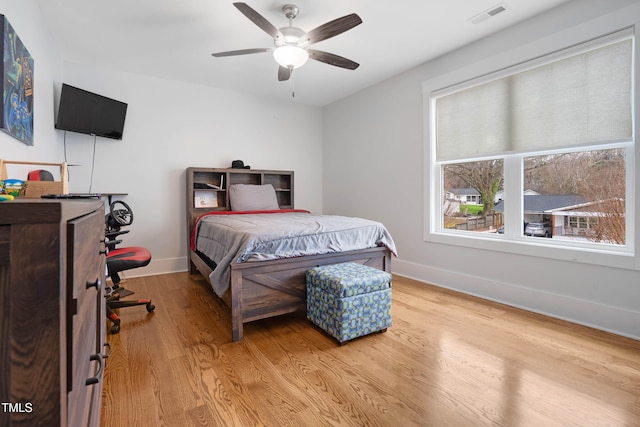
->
212, 2, 362, 84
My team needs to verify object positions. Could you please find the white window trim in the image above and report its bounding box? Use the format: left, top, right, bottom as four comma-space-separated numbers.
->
423, 26, 639, 271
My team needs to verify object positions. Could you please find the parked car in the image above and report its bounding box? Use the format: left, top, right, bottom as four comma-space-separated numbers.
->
524, 222, 552, 237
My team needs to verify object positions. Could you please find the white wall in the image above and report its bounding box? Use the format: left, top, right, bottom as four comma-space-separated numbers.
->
323, 0, 640, 340
2, 0, 324, 277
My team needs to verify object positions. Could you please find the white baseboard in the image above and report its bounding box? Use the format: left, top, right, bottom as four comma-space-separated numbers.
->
392, 258, 640, 341
121, 256, 188, 279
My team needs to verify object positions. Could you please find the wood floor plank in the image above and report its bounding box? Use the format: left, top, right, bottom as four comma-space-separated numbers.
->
101, 272, 640, 427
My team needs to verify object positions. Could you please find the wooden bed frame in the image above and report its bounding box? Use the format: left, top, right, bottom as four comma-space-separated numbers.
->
188, 246, 391, 341
186, 167, 392, 341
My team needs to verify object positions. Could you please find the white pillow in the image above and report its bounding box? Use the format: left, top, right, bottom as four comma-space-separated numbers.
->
229, 184, 279, 211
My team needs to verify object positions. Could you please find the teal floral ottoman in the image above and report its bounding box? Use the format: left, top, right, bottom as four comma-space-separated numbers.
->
305, 262, 392, 344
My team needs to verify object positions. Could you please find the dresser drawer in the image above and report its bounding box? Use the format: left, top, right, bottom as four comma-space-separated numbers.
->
66, 209, 105, 427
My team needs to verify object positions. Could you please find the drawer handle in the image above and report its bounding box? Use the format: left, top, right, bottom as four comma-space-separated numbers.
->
86, 278, 102, 291
102, 342, 112, 359
85, 353, 104, 386
100, 239, 108, 255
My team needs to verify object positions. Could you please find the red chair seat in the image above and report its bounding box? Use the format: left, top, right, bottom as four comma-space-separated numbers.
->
107, 246, 151, 274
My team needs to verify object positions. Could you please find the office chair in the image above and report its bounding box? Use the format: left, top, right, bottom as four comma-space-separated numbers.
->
105, 200, 154, 334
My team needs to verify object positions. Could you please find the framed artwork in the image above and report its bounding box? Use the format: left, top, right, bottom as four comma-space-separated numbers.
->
1, 15, 34, 146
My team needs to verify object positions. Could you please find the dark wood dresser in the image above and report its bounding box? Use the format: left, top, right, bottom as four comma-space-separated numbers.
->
0, 199, 108, 427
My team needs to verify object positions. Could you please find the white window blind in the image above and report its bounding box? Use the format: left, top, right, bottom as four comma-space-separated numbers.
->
435, 37, 632, 161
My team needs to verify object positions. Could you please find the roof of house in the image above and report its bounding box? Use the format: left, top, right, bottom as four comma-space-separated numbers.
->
494, 195, 586, 213
449, 188, 480, 196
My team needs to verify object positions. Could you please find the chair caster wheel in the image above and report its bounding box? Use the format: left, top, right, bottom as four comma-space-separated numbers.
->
146, 303, 155, 313
110, 324, 120, 334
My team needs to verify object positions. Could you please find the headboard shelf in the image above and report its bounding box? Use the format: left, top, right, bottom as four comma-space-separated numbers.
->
186, 167, 294, 252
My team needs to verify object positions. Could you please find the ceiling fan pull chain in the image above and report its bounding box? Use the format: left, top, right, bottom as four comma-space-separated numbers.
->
290, 66, 295, 98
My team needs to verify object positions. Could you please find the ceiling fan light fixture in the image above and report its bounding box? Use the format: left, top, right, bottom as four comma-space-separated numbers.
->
213, 3, 362, 87
273, 45, 309, 69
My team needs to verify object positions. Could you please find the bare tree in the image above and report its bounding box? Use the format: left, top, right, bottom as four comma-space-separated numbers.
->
444, 160, 503, 215
576, 149, 625, 244
524, 153, 585, 194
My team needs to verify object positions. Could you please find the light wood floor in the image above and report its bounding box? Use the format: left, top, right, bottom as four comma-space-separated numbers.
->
100, 272, 640, 427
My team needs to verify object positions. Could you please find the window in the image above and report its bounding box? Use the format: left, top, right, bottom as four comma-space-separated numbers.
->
442, 159, 503, 231
428, 30, 633, 256
523, 148, 626, 245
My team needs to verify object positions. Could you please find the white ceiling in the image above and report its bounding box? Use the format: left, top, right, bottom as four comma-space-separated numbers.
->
34, 0, 570, 107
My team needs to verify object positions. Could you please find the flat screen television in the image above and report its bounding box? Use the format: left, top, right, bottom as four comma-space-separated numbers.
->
55, 84, 128, 140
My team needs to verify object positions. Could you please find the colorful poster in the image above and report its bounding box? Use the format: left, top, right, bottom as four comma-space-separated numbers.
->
2, 15, 34, 146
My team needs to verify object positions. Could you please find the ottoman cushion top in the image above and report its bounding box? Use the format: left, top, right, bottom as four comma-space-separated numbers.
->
306, 262, 392, 297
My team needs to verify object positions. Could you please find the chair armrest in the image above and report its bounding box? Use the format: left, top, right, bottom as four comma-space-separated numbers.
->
105, 229, 130, 239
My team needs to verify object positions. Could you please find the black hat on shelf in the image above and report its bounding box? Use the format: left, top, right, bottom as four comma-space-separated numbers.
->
231, 160, 250, 169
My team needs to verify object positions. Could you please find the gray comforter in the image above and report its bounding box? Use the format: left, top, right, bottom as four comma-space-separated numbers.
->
194, 212, 397, 296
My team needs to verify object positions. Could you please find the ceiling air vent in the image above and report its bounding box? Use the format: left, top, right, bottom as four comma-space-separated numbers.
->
468, 2, 508, 24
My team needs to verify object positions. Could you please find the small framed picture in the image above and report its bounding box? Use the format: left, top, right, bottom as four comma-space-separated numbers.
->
194, 190, 218, 208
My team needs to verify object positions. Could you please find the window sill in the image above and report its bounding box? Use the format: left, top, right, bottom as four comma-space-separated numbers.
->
425, 229, 636, 271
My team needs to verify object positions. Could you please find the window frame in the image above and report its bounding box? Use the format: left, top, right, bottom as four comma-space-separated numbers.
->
423, 28, 638, 271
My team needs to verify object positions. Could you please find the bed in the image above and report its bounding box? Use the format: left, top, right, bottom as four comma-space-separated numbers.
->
186, 167, 396, 341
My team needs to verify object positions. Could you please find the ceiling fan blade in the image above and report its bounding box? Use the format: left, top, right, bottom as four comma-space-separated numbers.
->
233, 2, 283, 40
212, 47, 273, 57
308, 49, 359, 70
302, 13, 362, 45
278, 66, 291, 81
